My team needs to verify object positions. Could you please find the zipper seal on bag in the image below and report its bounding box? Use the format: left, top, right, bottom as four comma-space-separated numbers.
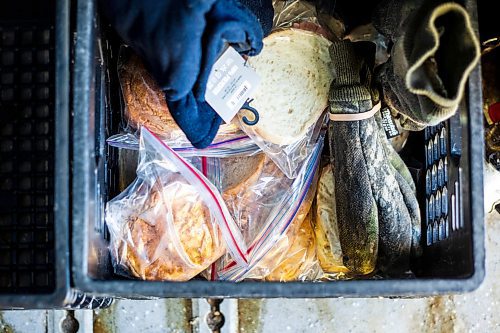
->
218, 134, 324, 280
175, 135, 252, 152
201, 156, 208, 176
141, 127, 249, 266
107, 133, 260, 157
106, 133, 251, 150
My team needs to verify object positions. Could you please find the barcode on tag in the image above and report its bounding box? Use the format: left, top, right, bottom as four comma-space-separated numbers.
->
205, 46, 260, 124
227, 81, 251, 109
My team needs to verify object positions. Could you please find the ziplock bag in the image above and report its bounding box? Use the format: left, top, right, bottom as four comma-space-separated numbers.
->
238, 106, 328, 179
242, 176, 321, 282
105, 127, 248, 281
215, 132, 324, 281
313, 164, 348, 278
236, 2, 335, 178
115, 49, 252, 153
273, 0, 344, 39
209, 199, 322, 282
107, 132, 261, 158
260, 211, 321, 281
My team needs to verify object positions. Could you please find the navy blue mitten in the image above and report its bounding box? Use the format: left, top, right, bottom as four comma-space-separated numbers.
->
101, 0, 272, 148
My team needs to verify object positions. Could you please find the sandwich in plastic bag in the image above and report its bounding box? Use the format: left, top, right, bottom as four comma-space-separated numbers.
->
214, 132, 324, 281
105, 127, 248, 281
241, 178, 321, 282
236, 1, 336, 178
313, 164, 349, 278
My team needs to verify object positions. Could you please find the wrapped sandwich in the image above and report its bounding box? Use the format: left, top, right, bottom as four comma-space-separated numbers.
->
106, 128, 246, 281
237, 2, 336, 178
215, 133, 324, 281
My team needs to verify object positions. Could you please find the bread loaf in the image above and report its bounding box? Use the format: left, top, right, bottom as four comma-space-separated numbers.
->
120, 54, 241, 142
119, 54, 179, 135
240, 29, 333, 145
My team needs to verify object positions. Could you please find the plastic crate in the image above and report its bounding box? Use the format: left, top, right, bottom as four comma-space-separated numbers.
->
71, 0, 485, 298
0, 0, 72, 308
0, 0, 114, 309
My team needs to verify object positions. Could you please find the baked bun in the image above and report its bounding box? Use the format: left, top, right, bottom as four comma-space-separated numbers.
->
239, 29, 333, 145
119, 54, 179, 135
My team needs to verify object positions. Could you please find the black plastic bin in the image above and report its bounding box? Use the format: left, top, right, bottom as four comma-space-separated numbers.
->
0, 0, 114, 309
0, 0, 72, 308
71, 0, 485, 298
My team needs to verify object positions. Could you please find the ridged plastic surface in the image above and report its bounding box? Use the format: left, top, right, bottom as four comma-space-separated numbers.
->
0, 24, 56, 294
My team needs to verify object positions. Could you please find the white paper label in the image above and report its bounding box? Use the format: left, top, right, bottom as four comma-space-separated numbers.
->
205, 46, 260, 123
381, 107, 400, 138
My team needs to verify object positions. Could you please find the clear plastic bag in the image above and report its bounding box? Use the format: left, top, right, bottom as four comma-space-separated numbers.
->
105, 127, 248, 281
116, 48, 251, 153
273, 0, 345, 40
238, 109, 328, 179
206, 196, 322, 282
258, 211, 321, 281
107, 132, 261, 158
214, 132, 325, 281
313, 164, 349, 279
239, 175, 321, 282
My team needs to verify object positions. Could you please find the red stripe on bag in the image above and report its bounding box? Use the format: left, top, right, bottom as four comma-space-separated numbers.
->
147, 129, 248, 263
201, 156, 208, 176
